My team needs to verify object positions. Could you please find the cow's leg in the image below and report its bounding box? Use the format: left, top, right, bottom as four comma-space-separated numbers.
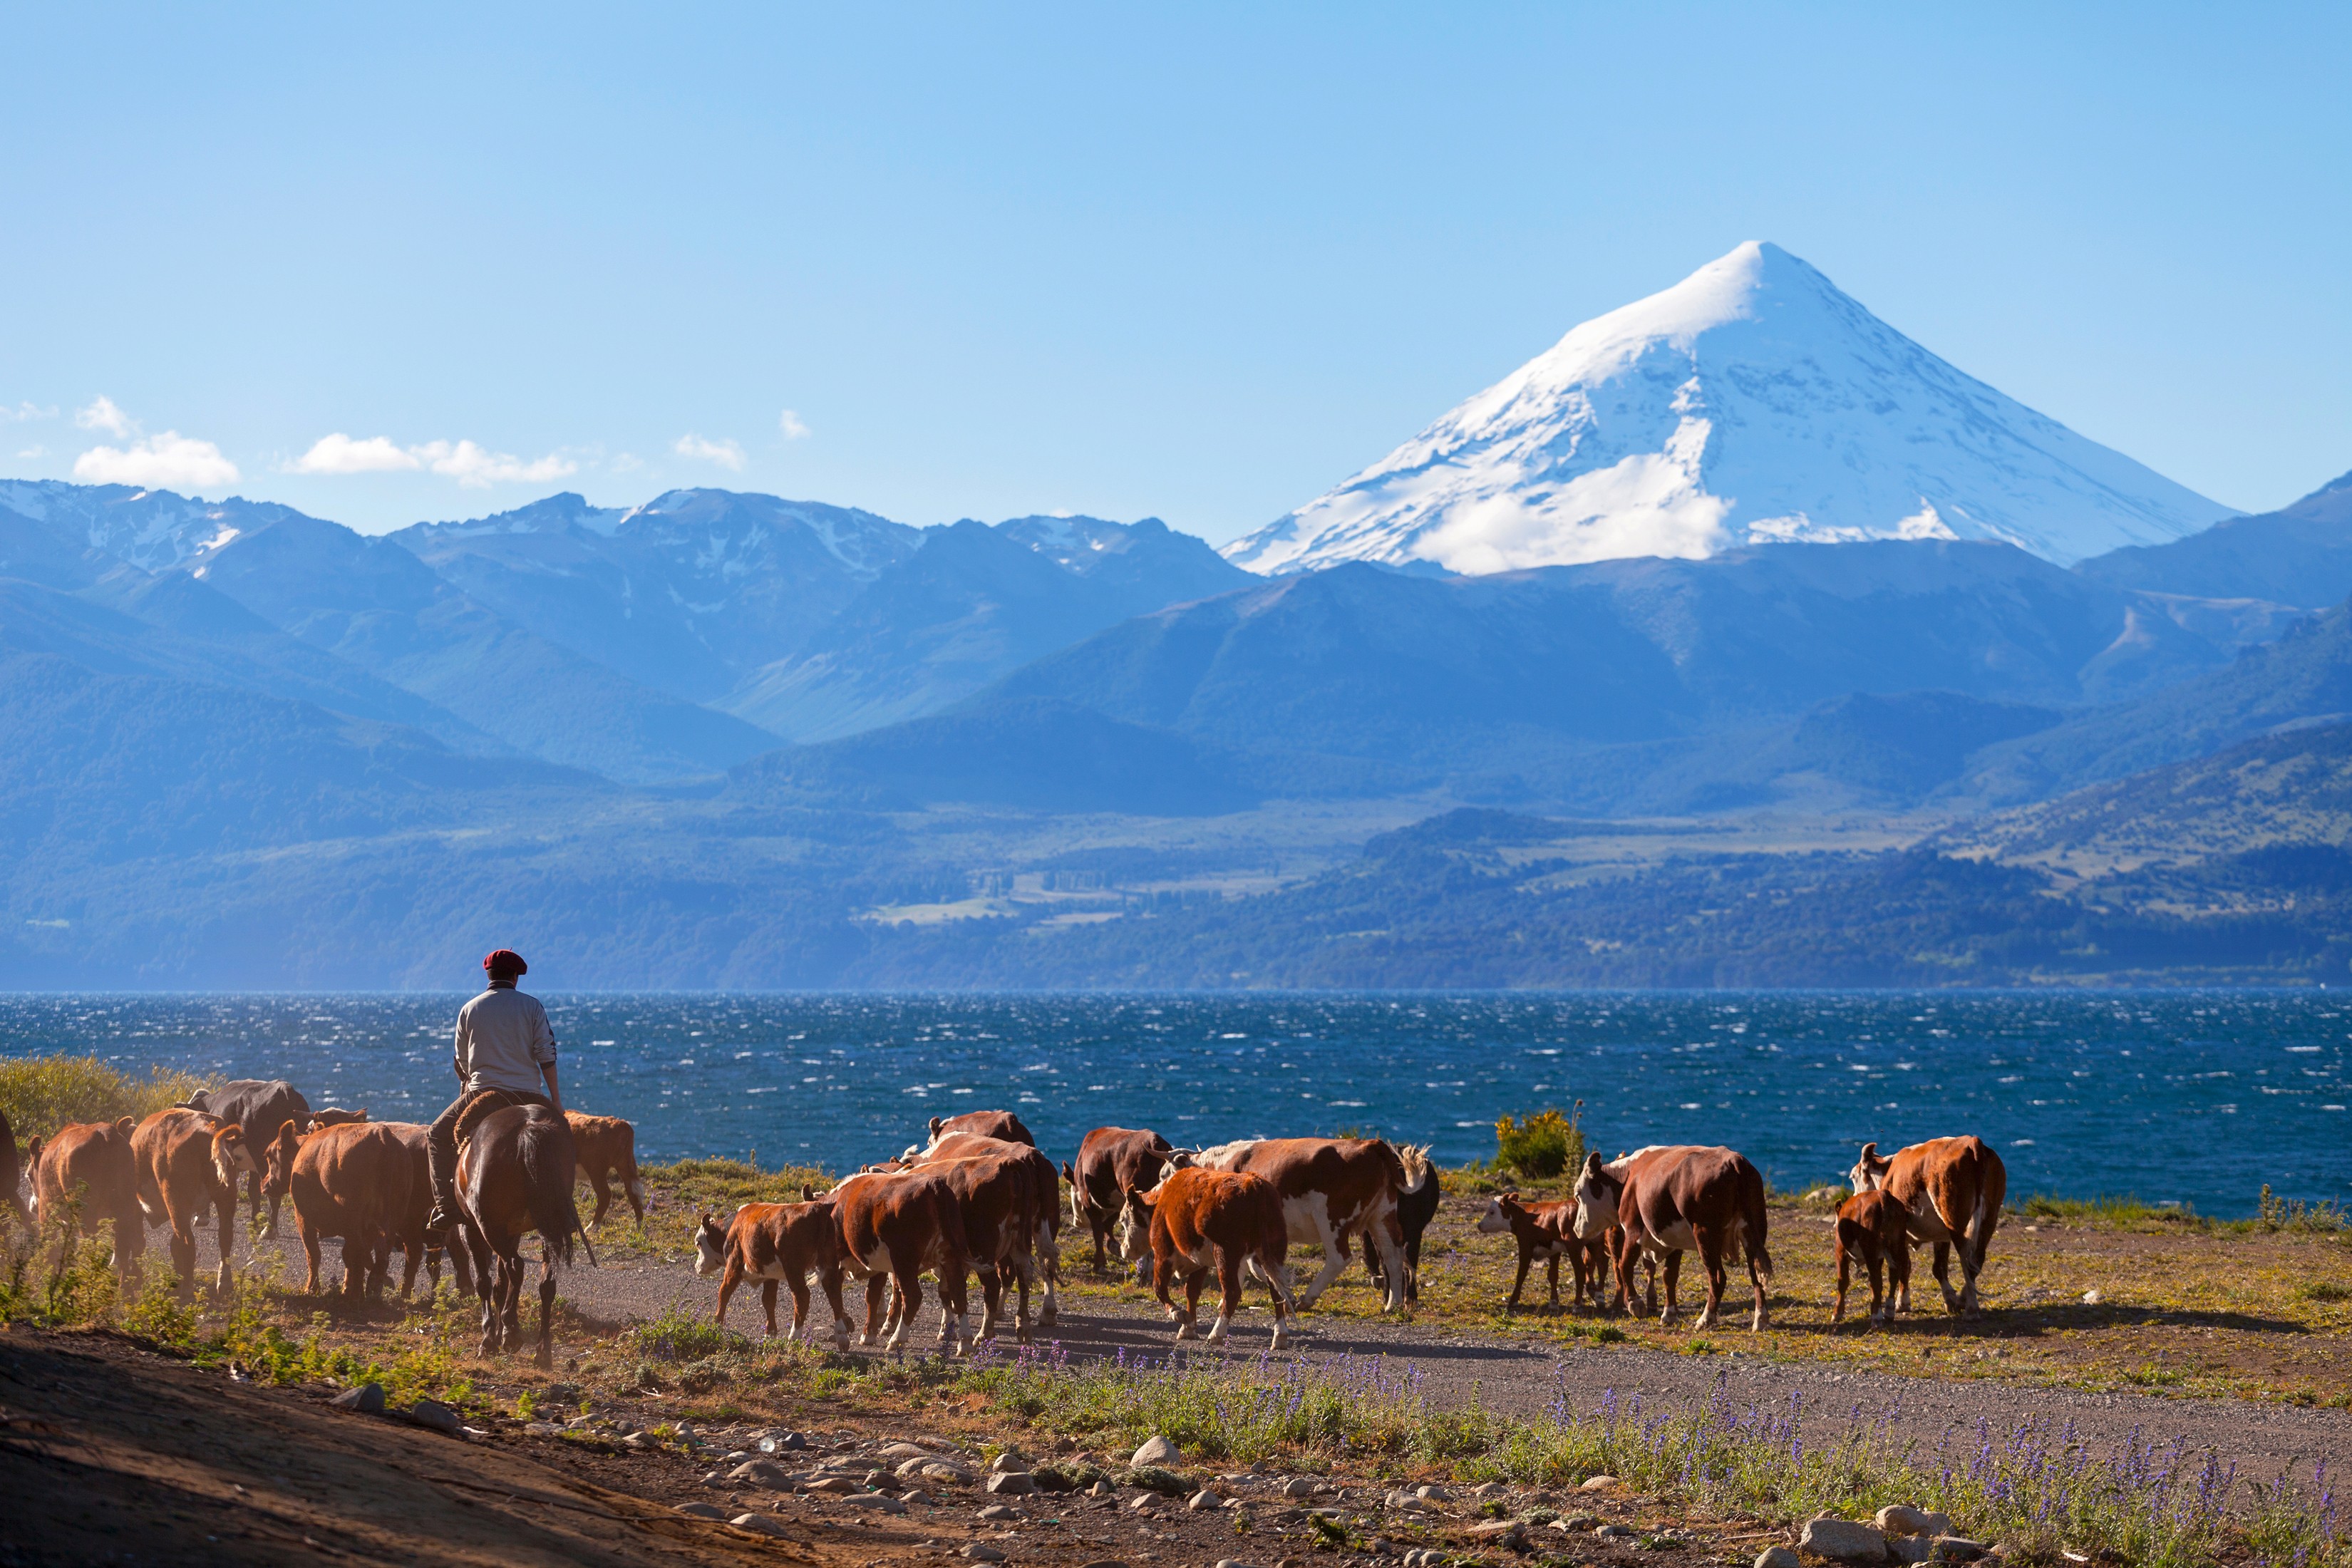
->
1088, 1211, 1109, 1275
1931, 1240, 1961, 1315
884, 1258, 924, 1353
246, 1169, 264, 1237
1206, 1249, 1242, 1345
935, 1264, 971, 1356
1177, 1267, 1205, 1341
1035, 1219, 1058, 1324
1691, 1228, 1726, 1331
1505, 1249, 1534, 1312
715, 1256, 744, 1326
1153, 1247, 1182, 1321
775, 1278, 800, 1339
1404, 1232, 1423, 1306
584, 1168, 613, 1229
1832, 1243, 1852, 1326
819, 1267, 855, 1348
973, 1262, 1004, 1343
1368, 1211, 1408, 1314
1887, 1242, 1910, 1324
263, 1173, 284, 1242
212, 1187, 237, 1299
1660, 1250, 1683, 1325
1264, 1251, 1296, 1350
397, 1232, 423, 1300
1545, 1252, 1562, 1308
1294, 1202, 1350, 1309
860, 1271, 887, 1344
167, 1199, 199, 1301
1867, 1249, 1889, 1326
299, 1214, 323, 1295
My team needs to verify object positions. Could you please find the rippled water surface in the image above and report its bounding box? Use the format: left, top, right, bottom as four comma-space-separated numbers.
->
3, 992, 2346, 1214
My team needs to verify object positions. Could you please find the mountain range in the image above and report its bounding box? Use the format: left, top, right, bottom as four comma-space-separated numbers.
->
4, 240, 2351, 986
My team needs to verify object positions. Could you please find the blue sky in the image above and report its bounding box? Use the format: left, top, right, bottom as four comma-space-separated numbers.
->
1, 4, 2346, 541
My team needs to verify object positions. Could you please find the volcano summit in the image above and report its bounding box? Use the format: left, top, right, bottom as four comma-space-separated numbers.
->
1224, 242, 2236, 576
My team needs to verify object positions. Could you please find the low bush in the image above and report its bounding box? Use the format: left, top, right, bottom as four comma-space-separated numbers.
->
1493, 1105, 1584, 1180
0, 1053, 213, 1139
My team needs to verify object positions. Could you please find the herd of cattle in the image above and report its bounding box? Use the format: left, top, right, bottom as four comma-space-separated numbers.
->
0, 1080, 2011, 1368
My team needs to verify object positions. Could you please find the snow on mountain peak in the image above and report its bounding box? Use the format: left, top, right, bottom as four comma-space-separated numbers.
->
1224, 242, 2237, 576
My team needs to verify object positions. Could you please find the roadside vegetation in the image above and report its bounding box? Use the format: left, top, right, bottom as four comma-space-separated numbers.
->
0, 1052, 212, 1138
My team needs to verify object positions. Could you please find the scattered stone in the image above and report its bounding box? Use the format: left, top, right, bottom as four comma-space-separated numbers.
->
979, 1505, 1023, 1522
1078, 1562, 1130, 1568
1087, 1480, 1115, 1498
1756, 1547, 1802, 1568
884, 1442, 939, 1460
1190, 1489, 1222, 1511
921, 1460, 976, 1485
1801, 1517, 1892, 1564
1462, 1483, 1492, 1500
1279, 1477, 1317, 1500
701, 1472, 728, 1490
521, 1420, 559, 1436
842, 1494, 909, 1515
731, 1460, 795, 1488
622, 1433, 653, 1450
2081, 1290, 2103, 1305
1890, 1537, 1935, 1564
986, 1471, 1038, 1497
1598, 1524, 1638, 1539
902, 1489, 932, 1506
1564, 1514, 1601, 1532
1212, 1559, 1259, 1568
330, 1382, 386, 1415
1421, 1484, 1457, 1502
731, 1512, 791, 1536
405, 1399, 462, 1435
1581, 1475, 1621, 1492
1472, 1520, 1525, 1539
808, 1476, 863, 1495
1931, 1539, 1990, 1563
962, 1548, 1006, 1564
1383, 1491, 1433, 1512
1130, 1435, 1180, 1468
1128, 1495, 1157, 1512
1877, 1507, 1940, 1537
991, 1450, 1028, 1473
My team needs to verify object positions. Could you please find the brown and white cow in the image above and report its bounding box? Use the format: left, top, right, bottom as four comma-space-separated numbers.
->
1474, 1190, 1612, 1311
695, 1200, 855, 1346
825, 1167, 972, 1355
918, 1130, 1061, 1325
29, 1118, 144, 1282
1123, 1166, 1296, 1348
916, 1109, 1036, 1152
1066, 1125, 1175, 1277
1850, 1136, 2006, 1316
131, 1108, 253, 1299
1185, 1138, 1411, 1313
565, 1111, 646, 1227
1577, 1146, 1773, 1331
894, 1147, 1036, 1343
306, 1107, 370, 1132
1832, 1187, 1913, 1328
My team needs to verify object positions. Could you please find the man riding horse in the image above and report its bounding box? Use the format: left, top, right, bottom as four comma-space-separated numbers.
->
425, 949, 563, 1235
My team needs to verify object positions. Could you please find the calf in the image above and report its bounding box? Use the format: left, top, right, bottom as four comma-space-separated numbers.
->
921, 1130, 1061, 1324
1474, 1190, 1610, 1311
29, 1118, 145, 1282
131, 1108, 252, 1299
1066, 1125, 1175, 1276
262, 1119, 418, 1299
1121, 1166, 1296, 1348
1850, 1136, 2005, 1316
182, 1080, 311, 1237
565, 1111, 646, 1227
827, 1168, 971, 1355
1, 1108, 30, 1231
1581, 1146, 1773, 1331
1191, 1137, 1411, 1312
923, 1110, 1035, 1150
1832, 1187, 1913, 1327
695, 1200, 855, 1345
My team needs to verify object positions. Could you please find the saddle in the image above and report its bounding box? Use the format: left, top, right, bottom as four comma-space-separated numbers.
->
452, 1087, 551, 1150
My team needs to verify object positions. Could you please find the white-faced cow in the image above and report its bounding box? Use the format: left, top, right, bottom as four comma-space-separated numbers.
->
1188, 1137, 1412, 1313
1849, 1136, 2005, 1316
1474, 1190, 1611, 1311
1066, 1126, 1175, 1276
1120, 1165, 1296, 1348
826, 1167, 972, 1356
695, 1197, 856, 1346
1576, 1146, 1773, 1331
1832, 1187, 1913, 1328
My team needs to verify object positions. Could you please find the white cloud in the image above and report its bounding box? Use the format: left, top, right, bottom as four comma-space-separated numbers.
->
16, 445, 43, 459
73, 432, 240, 489
2, 401, 56, 423
778, 408, 810, 440
76, 395, 135, 438
287, 433, 421, 475
674, 433, 746, 470
415, 439, 577, 488
610, 452, 644, 474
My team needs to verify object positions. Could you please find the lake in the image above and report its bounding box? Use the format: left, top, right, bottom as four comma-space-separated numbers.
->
4, 991, 2346, 1215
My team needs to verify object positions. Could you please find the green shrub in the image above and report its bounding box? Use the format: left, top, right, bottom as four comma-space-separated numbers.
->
1494, 1104, 1584, 1181
0, 1053, 213, 1139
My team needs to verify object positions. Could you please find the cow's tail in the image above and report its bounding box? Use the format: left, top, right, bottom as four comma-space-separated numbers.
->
1742, 1162, 1774, 1284
617, 1128, 645, 1217
1396, 1143, 1435, 1196
1966, 1137, 2004, 1259
521, 1114, 586, 1271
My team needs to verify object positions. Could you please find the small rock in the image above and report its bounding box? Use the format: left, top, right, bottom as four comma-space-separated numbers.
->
701, 1472, 728, 1489
1581, 1475, 1621, 1492
986, 1470, 1038, 1497
923, 1461, 977, 1485
1213, 1560, 1259, 1568
1078, 1562, 1130, 1568
622, 1433, 652, 1450
1462, 1483, 1492, 1500
1890, 1537, 1935, 1564
1919, 1515, 1955, 1538
1087, 1480, 1115, 1498
884, 1442, 939, 1460
979, 1504, 1023, 1522
1801, 1517, 1892, 1564
731, 1460, 795, 1488
1877, 1507, 1939, 1537
406, 1399, 462, 1435
1279, 1477, 1317, 1500
1190, 1489, 1222, 1511
2082, 1289, 2103, 1305
808, 1476, 862, 1495
330, 1382, 386, 1415
1421, 1484, 1457, 1502
1471, 1520, 1524, 1539
1128, 1494, 1157, 1512
1756, 1548, 1802, 1568
842, 1494, 908, 1514
1131, 1435, 1180, 1468
731, 1512, 791, 1536
1931, 1539, 1990, 1563
1598, 1525, 1637, 1539
962, 1548, 1006, 1564
991, 1450, 1028, 1473
674, 1501, 726, 1520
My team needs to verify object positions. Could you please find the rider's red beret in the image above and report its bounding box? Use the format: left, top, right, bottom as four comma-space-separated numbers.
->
483, 949, 527, 979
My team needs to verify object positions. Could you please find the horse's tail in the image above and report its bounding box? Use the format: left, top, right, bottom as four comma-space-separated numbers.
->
521, 1111, 585, 1270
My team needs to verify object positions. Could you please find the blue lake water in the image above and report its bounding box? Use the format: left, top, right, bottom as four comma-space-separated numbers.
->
3, 991, 2346, 1216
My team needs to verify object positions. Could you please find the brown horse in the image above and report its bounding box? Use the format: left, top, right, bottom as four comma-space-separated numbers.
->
455, 1104, 591, 1366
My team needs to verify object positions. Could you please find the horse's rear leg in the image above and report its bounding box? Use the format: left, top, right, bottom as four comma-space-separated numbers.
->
537, 1251, 558, 1368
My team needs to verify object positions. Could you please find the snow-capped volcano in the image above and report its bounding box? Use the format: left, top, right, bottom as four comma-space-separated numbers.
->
1225, 242, 2237, 575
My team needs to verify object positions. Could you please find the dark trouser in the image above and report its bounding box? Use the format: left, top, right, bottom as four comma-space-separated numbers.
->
428, 1086, 550, 1219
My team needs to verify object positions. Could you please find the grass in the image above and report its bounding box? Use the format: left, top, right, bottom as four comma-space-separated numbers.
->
582, 1155, 833, 1262
0, 1053, 215, 1139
